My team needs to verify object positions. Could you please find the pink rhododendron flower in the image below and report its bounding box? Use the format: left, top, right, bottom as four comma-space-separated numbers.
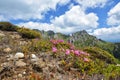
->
58, 39, 64, 43
74, 50, 80, 56
84, 58, 89, 62
52, 47, 57, 53
50, 39, 64, 44
79, 51, 84, 54
80, 51, 90, 56
66, 49, 70, 55
71, 50, 74, 53
70, 45, 75, 50
80, 51, 86, 55
50, 39, 58, 44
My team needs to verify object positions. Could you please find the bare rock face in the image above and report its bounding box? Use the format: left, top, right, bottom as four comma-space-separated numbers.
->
14, 52, 24, 59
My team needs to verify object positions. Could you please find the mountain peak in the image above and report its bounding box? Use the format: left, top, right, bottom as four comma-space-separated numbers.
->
80, 30, 88, 34
72, 30, 89, 36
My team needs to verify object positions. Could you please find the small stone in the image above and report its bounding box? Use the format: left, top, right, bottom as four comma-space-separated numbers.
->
31, 54, 37, 59
15, 60, 26, 67
116, 64, 120, 66
6, 54, 14, 61
18, 74, 22, 78
23, 71, 26, 75
19, 41, 27, 45
31, 54, 39, 62
14, 52, 24, 59
1, 62, 8, 67
3, 47, 12, 53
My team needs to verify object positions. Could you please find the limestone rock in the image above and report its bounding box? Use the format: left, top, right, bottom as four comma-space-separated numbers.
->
31, 54, 39, 62
31, 54, 37, 59
18, 74, 23, 78
14, 52, 24, 59
23, 71, 26, 75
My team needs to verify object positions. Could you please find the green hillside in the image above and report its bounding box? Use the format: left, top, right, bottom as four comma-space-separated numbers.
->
37, 29, 120, 60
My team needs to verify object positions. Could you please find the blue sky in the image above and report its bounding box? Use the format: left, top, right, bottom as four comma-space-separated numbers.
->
0, 0, 120, 42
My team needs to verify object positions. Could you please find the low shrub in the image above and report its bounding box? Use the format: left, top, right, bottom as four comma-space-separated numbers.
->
29, 39, 52, 52
18, 27, 41, 39
0, 22, 18, 31
83, 47, 118, 64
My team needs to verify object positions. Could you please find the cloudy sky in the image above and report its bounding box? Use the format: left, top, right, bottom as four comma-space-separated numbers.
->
0, 0, 120, 42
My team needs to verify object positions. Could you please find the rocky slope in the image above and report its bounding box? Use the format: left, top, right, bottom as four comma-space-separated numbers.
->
0, 30, 81, 80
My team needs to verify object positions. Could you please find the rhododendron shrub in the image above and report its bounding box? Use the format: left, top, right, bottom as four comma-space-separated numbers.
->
50, 39, 92, 73
50, 39, 90, 62
26, 38, 105, 75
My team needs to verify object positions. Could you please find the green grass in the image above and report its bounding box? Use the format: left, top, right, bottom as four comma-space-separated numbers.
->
83, 47, 119, 64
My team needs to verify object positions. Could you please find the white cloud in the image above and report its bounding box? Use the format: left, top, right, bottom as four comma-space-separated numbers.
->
90, 2, 120, 42
107, 2, 120, 26
18, 5, 99, 34
0, 0, 70, 20
103, 2, 120, 41
0, 15, 8, 21
1, 0, 119, 42
91, 26, 120, 41
18, 21, 75, 34
18, 21, 55, 31
75, 0, 107, 9
51, 6, 99, 32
